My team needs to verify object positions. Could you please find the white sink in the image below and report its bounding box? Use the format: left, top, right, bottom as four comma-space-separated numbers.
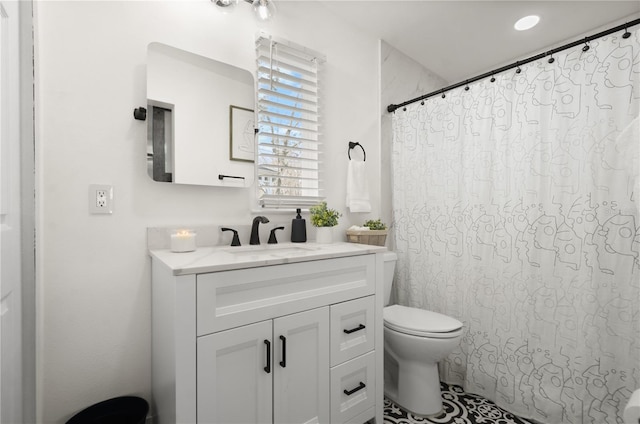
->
224, 244, 319, 258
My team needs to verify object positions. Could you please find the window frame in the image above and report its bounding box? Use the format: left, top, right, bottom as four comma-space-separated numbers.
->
255, 34, 326, 210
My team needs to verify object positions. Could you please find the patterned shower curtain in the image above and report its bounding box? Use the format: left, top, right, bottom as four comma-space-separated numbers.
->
391, 29, 639, 424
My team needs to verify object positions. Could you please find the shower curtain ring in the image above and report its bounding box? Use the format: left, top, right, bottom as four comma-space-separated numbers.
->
622, 23, 631, 39
548, 52, 555, 64
582, 38, 590, 52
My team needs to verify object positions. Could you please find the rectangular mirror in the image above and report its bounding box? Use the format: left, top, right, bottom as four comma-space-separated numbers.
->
146, 42, 255, 187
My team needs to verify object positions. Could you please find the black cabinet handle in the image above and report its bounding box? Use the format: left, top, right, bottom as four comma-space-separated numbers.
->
279, 335, 287, 368
264, 340, 271, 373
218, 174, 245, 180
343, 324, 366, 334
343, 382, 366, 396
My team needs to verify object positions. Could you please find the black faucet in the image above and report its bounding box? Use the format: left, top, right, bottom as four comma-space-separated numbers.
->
268, 227, 285, 244
221, 227, 241, 246
250, 216, 270, 245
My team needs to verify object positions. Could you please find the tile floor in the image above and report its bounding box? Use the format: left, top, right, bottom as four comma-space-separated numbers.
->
383, 382, 533, 424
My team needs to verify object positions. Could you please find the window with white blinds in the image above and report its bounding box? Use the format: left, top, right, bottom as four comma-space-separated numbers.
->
255, 35, 325, 209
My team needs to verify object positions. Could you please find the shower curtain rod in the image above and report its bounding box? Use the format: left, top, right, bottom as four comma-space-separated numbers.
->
387, 18, 640, 113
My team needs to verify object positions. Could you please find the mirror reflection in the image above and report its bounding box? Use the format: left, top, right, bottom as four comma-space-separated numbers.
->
146, 42, 255, 187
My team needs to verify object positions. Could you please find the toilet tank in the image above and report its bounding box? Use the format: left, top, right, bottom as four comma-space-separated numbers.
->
383, 251, 397, 306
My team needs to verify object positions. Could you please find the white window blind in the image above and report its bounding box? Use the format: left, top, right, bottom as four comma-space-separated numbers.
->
255, 35, 325, 209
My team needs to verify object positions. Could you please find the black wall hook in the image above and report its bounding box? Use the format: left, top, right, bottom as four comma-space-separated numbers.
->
348, 141, 366, 161
133, 107, 147, 121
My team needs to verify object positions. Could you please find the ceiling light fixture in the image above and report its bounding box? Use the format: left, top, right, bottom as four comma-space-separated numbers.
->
514, 15, 540, 31
253, 0, 276, 21
212, 0, 276, 22
213, 0, 238, 13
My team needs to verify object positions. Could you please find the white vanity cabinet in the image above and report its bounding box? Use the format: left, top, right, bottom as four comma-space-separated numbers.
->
150, 243, 385, 424
197, 307, 330, 424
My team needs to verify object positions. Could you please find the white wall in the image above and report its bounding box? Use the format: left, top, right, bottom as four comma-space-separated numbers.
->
34, 1, 381, 422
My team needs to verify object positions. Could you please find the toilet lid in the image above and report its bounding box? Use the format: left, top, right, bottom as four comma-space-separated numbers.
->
384, 305, 463, 337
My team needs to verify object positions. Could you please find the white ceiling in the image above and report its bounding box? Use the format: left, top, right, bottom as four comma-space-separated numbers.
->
313, 1, 640, 83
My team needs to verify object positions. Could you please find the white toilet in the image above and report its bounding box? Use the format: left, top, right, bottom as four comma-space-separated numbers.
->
382, 251, 464, 416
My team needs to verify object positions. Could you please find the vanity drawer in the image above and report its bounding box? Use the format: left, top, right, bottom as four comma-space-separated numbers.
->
330, 351, 376, 424
330, 296, 375, 366
197, 254, 375, 335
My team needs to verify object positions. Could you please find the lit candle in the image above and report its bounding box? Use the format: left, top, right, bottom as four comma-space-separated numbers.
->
171, 230, 196, 253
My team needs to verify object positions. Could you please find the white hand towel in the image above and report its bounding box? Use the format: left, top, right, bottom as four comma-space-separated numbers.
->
346, 160, 371, 213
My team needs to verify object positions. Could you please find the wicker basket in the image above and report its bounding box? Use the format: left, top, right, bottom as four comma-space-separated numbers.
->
346, 229, 388, 246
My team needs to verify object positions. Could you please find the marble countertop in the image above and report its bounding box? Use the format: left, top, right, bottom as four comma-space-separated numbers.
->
149, 242, 388, 276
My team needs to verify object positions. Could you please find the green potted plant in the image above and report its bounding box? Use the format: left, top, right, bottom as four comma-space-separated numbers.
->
310, 201, 341, 243
363, 219, 387, 230
347, 218, 388, 246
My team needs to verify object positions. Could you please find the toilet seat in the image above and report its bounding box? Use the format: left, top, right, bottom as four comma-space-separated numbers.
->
384, 305, 463, 338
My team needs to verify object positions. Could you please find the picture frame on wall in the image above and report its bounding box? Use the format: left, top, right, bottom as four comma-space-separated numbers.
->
229, 105, 255, 162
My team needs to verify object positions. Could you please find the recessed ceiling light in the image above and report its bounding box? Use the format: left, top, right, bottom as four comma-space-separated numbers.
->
514, 15, 540, 31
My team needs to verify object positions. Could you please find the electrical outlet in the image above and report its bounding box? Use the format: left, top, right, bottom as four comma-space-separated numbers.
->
96, 190, 107, 208
89, 184, 113, 214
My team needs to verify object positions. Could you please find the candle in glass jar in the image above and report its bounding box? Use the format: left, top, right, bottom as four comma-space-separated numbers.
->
171, 230, 196, 252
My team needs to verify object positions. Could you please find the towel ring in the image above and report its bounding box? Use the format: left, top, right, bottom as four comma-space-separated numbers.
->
348, 141, 366, 161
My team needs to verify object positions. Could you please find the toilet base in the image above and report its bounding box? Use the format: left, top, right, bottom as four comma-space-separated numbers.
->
385, 359, 444, 416
386, 394, 443, 419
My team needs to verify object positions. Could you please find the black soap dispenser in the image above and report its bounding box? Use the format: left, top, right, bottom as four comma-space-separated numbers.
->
291, 208, 307, 243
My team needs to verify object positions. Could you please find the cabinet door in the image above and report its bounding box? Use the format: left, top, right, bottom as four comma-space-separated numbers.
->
197, 320, 273, 424
274, 307, 330, 424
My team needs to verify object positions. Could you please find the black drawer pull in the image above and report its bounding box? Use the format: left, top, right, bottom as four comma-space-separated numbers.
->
279, 335, 287, 368
344, 382, 366, 396
264, 340, 271, 373
218, 174, 245, 180
343, 324, 366, 334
